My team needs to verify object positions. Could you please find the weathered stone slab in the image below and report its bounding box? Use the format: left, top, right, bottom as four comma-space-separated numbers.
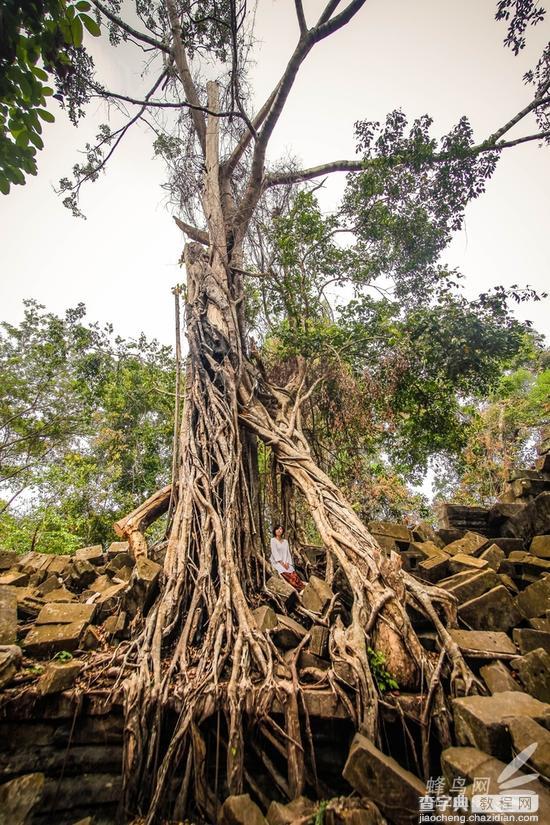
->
507, 716, 550, 779
0, 644, 22, 689
510, 648, 550, 703
480, 661, 521, 694
75, 544, 104, 565
94, 582, 128, 620
42, 586, 76, 602
266, 575, 298, 609
416, 554, 449, 582
266, 796, 316, 825
343, 732, 425, 825
0, 570, 29, 587
36, 601, 96, 625
0, 586, 17, 645
448, 629, 516, 657
513, 628, 550, 655
272, 615, 307, 649
89, 574, 114, 593
252, 605, 277, 631
368, 521, 411, 543
309, 625, 329, 658
498, 572, 519, 594
0, 772, 45, 824
23, 620, 87, 657
530, 535, 550, 559
440, 569, 499, 603
220, 793, 268, 825
458, 585, 521, 632
453, 691, 550, 759
38, 574, 62, 595
106, 540, 130, 559
441, 745, 550, 822
38, 660, 82, 695
301, 575, 332, 612
68, 558, 96, 588
15, 588, 44, 619
448, 554, 488, 575
478, 544, 505, 570
103, 611, 126, 638
0, 551, 18, 571
412, 522, 445, 548
515, 576, 550, 619
45, 555, 71, 575
445, 531, 489, 557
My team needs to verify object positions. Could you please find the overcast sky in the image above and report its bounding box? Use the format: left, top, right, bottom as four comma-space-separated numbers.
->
1, 0, 549, 347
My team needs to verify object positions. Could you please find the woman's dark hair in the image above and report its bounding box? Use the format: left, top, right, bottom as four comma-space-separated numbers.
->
272, 524, 284, 537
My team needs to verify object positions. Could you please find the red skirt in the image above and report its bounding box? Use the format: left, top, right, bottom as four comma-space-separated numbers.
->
281, 571, 305, 592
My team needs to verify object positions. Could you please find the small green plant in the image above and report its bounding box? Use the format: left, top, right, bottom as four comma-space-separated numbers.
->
313, 800, 329, 825
25, 664, 44, 676
368, 647, 399, 693
52, 650, 73, 663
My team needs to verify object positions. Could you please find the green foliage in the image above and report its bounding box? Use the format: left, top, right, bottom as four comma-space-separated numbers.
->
367, 647, 399, 693
313, 800, 329, 825
53, 649, 73, 662
0, 0, 100, 192
0, 300, 175, 553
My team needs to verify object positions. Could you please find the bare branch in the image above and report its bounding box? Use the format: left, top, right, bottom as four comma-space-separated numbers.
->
295, 0, 307, 34
266, 159, 364, 187
313, 0, 368, 42
174, 217, 209, 245
92, 0, 169, 53
224, 81, 282, 176
165, 0, 207, 155
485, 85, 550, 144
317, 0, 343, 26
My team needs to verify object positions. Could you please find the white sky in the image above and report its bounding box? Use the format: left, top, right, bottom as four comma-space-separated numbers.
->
1, 0, 549, 347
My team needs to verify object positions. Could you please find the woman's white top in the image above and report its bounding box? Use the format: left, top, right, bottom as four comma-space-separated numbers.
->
270, 537, 295, 574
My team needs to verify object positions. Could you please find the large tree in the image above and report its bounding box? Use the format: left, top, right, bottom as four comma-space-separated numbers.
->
5, 2, 550, 822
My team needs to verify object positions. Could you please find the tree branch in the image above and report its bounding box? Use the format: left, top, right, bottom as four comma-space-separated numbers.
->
266, 159, 364, 187
224, 81, 282, 177
295, 0, 307, 34
484, 87, 550, 144
232, 1, 367, 242
165, 0, 207, 155
173, 217, 209, 245
92, 0, 169, 53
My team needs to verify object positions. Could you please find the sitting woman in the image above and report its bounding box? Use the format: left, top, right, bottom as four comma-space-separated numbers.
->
270, 525, 305, 592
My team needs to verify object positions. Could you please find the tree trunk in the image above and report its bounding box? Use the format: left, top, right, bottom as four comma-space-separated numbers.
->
119, 83, 477, 825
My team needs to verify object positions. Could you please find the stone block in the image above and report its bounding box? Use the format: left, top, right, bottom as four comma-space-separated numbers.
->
0, 586, 17, 645
95, 582, 128, 620
510, 648, 550, 703
266, 796, 316, 825
515, 576, 550, 619
301, 575, 332, 612
0, 644, 22, 689
530, 535, 550, 559
439, 569, 499, 603
0, 772, 45, 824
89, 574, 115, 593
45, 555, 71, 575
38, 660, 82, 695
452, 692, 550, 759
0, 570, 29, 587
106, 541, 130, 559
42, 586, 76, 602
343, 732, 425, 825
0, 551, 18, 571
75, 544, 104, 565
458, 585, 521, 632
416, 554, 449, 582
445, 531, 489, 557
38, 574, 62, 595
36, 602, 96, 625
448, 629, 516, 656
219, 793, 268, 825
498, 573, 519, 594
16, 588, 44, 619
272, 615, 307, 649
448, 554, 488, 575
507, 716, 550, 779
252, 605, 277, 631
105, 552, 135, 574
68, 559, 96, 588
368, 521, 411, 542
412, 522, 445, 548
309, 625, 329, 658
513, 628, 550, 655
480, 661, 521, 694
441, 746, 550, 821
529, 617, 550, 631
81, 625, 102, 651
23, 620, 87, 657
266, 575, 298, 609
478, 544, 505, 571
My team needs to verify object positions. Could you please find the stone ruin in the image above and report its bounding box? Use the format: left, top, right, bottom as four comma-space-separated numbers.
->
0, 434, 549, 824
